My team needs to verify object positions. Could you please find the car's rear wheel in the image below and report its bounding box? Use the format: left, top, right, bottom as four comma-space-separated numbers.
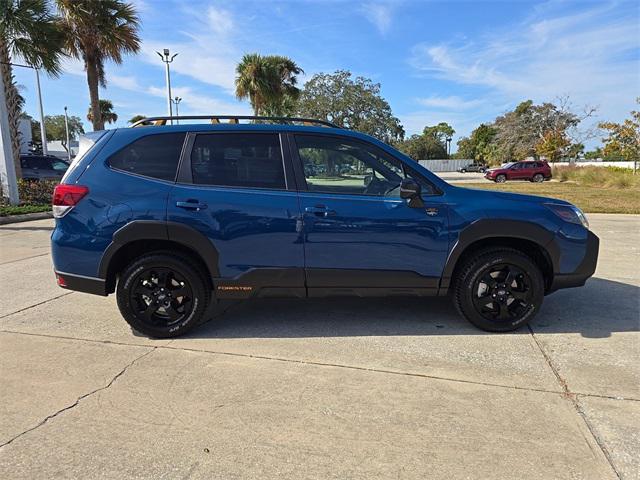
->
495, 174, 507, 183
453, 248, 544, 332
532, 173, 544, 182
461, 169, 467, 173
479, 168, 486, 173
116, 252, 211, 338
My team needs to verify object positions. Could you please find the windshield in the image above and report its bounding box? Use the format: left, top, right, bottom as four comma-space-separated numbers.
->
501, 162, 515, 168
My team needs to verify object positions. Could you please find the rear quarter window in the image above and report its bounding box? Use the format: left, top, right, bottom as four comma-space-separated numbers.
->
108, 133, 186, 181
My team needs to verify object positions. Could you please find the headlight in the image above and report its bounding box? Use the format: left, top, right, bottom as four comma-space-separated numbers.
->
545, 203, 589, 229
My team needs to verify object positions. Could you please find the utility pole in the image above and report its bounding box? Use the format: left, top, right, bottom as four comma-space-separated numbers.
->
156, 49, 178, 124
35, 69, 48, 155
64, 106, 71, 161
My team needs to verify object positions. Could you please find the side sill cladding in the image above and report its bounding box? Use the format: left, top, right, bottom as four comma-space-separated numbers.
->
98, 220, 220, 281
439, 219, 559, 292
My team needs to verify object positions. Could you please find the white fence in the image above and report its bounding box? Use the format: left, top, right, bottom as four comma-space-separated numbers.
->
418, 159, 472, 172
419, 159, 637, 172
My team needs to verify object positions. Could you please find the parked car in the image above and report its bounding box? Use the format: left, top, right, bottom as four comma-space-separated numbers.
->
20, 154, 69, 181
457, 162, 487, 173
51, 116, 598, 338
485, 160, 552, 183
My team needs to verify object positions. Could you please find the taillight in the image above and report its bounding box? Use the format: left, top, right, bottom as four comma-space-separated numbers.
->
52, 184, 89, 218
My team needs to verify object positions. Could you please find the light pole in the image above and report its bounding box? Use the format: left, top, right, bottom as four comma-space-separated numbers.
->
446, 136, 452, 157
172, 96, 182, 123
35, 69, 48, 155
156, 48, 178, 124
64, 106, 71, 161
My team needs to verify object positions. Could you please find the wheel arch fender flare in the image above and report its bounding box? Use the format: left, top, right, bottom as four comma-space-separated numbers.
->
440, 219, 560, 290
98, 220, 220, 281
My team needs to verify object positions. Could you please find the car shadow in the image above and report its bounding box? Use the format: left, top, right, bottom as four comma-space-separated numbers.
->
188, 277, 638, 340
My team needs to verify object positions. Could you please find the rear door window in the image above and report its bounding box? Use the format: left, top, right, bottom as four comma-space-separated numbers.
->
190, 133, 285, 189
108, 133, 186, 181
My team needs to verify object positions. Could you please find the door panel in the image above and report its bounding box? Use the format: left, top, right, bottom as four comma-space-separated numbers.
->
299, 193, 449, 288
168, 132, 304, 298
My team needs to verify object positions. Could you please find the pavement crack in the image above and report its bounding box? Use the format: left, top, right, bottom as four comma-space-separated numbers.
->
0, 347, 156, 449
0, 292, 74, 319
527, 325, 622, 479
0, 252, 50, 266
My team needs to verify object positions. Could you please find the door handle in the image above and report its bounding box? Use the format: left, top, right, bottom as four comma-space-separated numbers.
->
304, 205, 336, 217
176, 200, 208, 211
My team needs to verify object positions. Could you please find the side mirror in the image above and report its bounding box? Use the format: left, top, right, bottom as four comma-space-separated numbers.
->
400, 178, 421, 199
400, 178, 424, 208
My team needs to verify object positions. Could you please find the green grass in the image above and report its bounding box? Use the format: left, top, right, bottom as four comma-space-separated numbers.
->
465, 181, 640, 214
0, 204, 51, 217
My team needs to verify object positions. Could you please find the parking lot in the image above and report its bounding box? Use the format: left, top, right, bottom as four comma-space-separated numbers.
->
0, 215, 638, 479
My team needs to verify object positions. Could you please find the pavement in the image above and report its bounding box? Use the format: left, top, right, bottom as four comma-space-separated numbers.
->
0, 215, 638, 479
435, 171, 487, 183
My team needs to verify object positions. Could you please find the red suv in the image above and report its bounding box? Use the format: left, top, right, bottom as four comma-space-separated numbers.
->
485, 161, 552, 183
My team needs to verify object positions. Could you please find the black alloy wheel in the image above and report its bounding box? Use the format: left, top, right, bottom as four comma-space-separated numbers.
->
117, 252, 210, 338
453, 248, 544, 331
472, 264, 533, 322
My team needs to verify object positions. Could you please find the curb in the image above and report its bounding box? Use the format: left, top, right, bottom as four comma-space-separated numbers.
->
0, 211, 53, 225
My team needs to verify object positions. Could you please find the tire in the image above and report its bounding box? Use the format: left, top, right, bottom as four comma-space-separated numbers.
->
461, 169, 467, 173
495, 174, 507, 183
532, 173, 544, 183
453, 248, 544, 332
479, 168, 486, 173
116, 252, 211, 338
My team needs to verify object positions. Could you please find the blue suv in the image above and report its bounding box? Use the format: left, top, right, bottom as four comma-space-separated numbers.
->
51, 116, 598, 338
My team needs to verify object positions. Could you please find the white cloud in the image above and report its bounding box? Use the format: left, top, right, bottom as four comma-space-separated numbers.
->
207, 6, 234, 35
361, 3, 393, 34
416, 95, 483, 110
110, 75, 142, 91
408, 2, 640, 127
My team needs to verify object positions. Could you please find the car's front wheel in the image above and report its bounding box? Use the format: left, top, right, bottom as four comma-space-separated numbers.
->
116, 252, 211, 338
453, 248, 544, 332
460, 169, 467, 173
495, 174, 507, 183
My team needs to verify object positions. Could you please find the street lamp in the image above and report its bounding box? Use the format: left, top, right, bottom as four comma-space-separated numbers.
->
446, 136, 452, 157
64, 106, 71, 161
156, 48, 178, 124
172, 96, 182, 123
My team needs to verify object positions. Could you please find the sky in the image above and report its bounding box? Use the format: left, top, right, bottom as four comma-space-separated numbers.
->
14, 0, 640, 151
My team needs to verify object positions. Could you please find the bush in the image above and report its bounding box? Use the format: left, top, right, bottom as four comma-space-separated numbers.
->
552, 165, 638, 189
17, 179, 58, 205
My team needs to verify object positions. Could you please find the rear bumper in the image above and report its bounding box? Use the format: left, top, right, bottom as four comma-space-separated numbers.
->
55, 271, 108, 296
548, 230, 599, 292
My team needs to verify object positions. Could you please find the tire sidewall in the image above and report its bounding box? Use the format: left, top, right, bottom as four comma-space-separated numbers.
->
117, 255, 209, 338
456, 251, 544, 332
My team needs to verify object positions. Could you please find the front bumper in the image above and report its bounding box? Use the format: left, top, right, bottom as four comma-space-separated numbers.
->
548, 230, 599, 292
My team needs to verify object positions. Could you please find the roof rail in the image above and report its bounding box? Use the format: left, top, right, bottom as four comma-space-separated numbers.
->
130, 115, 340, 128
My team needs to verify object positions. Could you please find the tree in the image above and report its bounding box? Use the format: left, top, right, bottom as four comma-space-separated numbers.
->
57, 0, 140, 131
297, 70, 404, 143
455, 124, 497, 161
535, 130, 570, 162
235, 53, 303, 116
599, 99, 640, 161
396, 123, 455, 160
43, 114, 84, 151
128, 114, 146, 124
0, 0, 65, 180
87, 99, 117, 125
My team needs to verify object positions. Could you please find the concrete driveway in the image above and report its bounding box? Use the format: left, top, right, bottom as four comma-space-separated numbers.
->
0, 215, 638, 479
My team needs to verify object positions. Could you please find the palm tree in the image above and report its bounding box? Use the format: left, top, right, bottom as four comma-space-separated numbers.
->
57, 0, 140, 131
87, 99, 117, 125
235, 53, 303, 116
0, 0, 65, 179
128, 114, 146, 124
